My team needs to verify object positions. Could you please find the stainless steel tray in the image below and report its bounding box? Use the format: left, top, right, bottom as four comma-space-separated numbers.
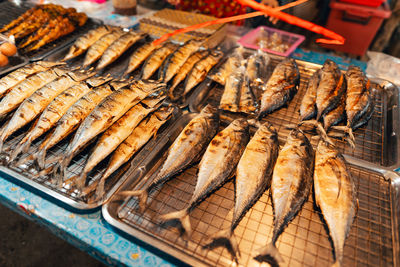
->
0, 104, 181, 210
102, 112, 400, 266
189, 59, 400, 168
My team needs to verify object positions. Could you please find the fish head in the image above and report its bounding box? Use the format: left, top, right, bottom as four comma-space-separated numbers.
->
345, 65, 362, 78
316, 139, 336, 156
154, 105, 175, 121
322, 59, 339, 73
259, 121, 278, 137
201, 104, 218, 116
231, 118, 249, 132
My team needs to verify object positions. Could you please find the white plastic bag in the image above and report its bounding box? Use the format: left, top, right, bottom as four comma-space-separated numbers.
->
366, 51, 400, 86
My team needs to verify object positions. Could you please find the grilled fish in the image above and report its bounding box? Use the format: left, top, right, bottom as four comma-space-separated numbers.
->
238, 75, 258, 113
1, 69, 93, 153
323, 88, 346, 131
161, 39, 203, 83
160, 119, 249, 236
255, 128, 314, 265
206, 122, 279, 259
140, 42, 178, 80
88, 105, 175, 198
36, 81, 127, 170
0, 61, 63, 98
219, 63, 244, 113
316, 59, 345, 120
118, 104, 219, 211
83, 28, 125, 68
258, 58, 300, 119
57, 80, 165, 181
124, 42, 159, 76
64, 25, 111, 61
0, 67, 67, 120
75, 94, 166, 190
209, 46, 243, 85
184, 50, 223, 96
299, 71, 320, 121
168, 50, 209, 100
96, 31, 147, 70
246, 48, 270, 88
314, 140, 357, 267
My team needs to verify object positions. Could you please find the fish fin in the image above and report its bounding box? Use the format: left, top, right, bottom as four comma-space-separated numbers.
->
203, 228, 240, 262
159, 209, 192, 237
118, 190, 149, 213
348, 128, 355, 148
254, 243, 284, 265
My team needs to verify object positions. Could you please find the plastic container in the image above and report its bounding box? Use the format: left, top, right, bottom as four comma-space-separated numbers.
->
237, 26, 305, 57
322, 0, 391, 56
338, 0, 385, 7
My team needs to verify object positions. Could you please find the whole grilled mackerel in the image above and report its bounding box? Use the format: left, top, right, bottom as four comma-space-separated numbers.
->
0, 69, 86, 152
118, 105, 220, 211
140, 42, 179, 80
13, 77, 112, 162
0, 67, 67, 120
299, 71, 320, 121
74, 94, 166, 190
168, 50, 210, 100
89, 105, 175, 199
161, 39, 203, 83
124, 42, 159, 76
238, 75, 258, 113
160, 119, 249, 236
64, 25, 111, 61
219, 63, 244, 113
96, 31, 147, 70
255, 128, 314, 265
206, 122, 279, 259
0, 61, 63, 98
209, 46, 243, 85
316, 59, 346, 121
323, 88, 346, 131
57, 80, 165, 181
35, 81, 128, 170
314, 141, 357, 267
183, 50, 223, 96
83, 29, 125, 68
258, 58, 300, 119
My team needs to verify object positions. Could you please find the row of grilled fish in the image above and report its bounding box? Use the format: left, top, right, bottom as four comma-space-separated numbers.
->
118, 104, 357, 266
0, 61, 173, 199
300, 59, 374, 146
64, 26, 223, 101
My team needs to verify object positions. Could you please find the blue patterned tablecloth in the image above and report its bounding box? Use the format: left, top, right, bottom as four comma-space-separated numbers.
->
0, 173, 175, 267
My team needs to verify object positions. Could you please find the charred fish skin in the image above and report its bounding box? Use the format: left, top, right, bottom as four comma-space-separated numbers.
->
258, 58, 300, 119
140, 42, 179, 80
323, 88, 346, 131
238, 75, 258, 114
168, 50, 210, 100
314, 141, 357, 267
96, 31, 147, 70
184, 50, 223, 96
206, 122, 279, 258
315, 59, 346, 120
119, 104, 220, 212
64, 25, 111, 61
300, 71, 320, 121
161, 39, 203, 83
255, 128, 314, 265
160, 119, 249, 236
124, 42, 159, 76
219, 62, 244, 113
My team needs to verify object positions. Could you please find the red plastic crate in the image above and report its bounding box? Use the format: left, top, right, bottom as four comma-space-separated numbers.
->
322, 0, 391, 56
339, 0, 384, 7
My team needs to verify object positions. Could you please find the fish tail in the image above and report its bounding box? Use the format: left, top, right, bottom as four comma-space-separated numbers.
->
9, 140, 31, 163
348, 127, 355, 148
36, 149, 47, 169
52, 163, 65, 188
159, 209, 192, 236
118, 189, 149, 213
315, 121, 335, 146
75, 172, 88, 192
205, 228, 240, 260
254, 242, 284, 265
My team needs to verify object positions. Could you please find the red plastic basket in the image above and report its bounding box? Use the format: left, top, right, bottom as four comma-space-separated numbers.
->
238, 26, 305, 57
338, 0, 384, 7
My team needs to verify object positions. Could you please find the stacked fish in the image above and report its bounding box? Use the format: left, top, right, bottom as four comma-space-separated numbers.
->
0, 61, 173, 199
0, 4, 88, 52
213, 46, 300, 117
64, 27, 224, 101
119, 104, 357, 266
300, 59, 374, 146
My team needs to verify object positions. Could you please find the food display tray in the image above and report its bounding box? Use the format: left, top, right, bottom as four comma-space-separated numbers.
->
0, 105, 181, 210
0, 1, 103, 62
189, 58, 400, 168
102, 113, 400, 266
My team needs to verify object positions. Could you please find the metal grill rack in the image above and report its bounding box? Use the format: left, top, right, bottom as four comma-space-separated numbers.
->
0, 105, 180, 210
103, 113, 398, 267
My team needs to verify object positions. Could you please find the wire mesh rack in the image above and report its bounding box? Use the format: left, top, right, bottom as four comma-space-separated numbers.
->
103, 113, 397, 267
